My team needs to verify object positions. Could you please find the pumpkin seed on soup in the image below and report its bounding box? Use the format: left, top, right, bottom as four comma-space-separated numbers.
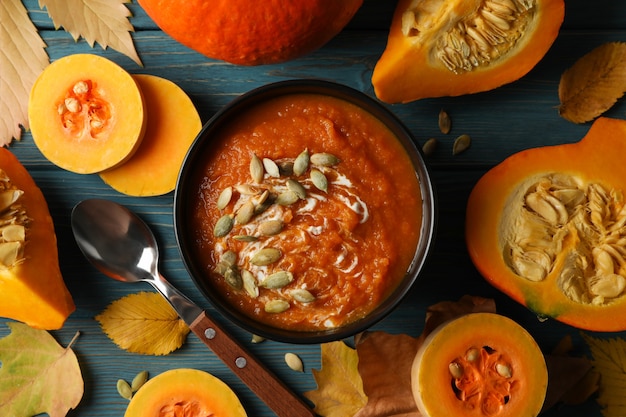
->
265, 299, 290, 313
217, 186, 233, 210
310, 169, 328, 193
276, 190, 299, 206
287, 179, 306, 199
250, 248, 282, 265
260, 270, 293, 289
258, 219, 284, 236
293, 149, 310, 176
214, 214, 234, 237
263, 158, 280, 178
250, 153, 264, 183
310, 152, 340, 166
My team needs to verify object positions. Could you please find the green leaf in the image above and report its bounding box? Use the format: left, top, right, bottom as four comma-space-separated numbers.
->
0, 322, 83, 417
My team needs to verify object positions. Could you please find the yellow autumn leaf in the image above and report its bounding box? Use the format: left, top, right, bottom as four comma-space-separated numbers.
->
39, 0, 142, 66
558, 42, 626, 123
0, 0, 49, 146
305, 341, 368, 417
582, 333, 626, 417
96, 291, 190, 356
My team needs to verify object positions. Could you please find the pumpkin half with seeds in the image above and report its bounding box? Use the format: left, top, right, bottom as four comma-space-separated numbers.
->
0, 149, 75, 329
466, 118, 626, 331
372, 0, 565, 103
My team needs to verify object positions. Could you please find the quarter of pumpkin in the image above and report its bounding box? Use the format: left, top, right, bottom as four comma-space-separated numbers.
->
412, 312, 547, 417
372, 0, 564, 103
466, 117, 626, 331
125, 368, 247, 417
0, 148, 75, 330
137, 0, 363, 65
29, 54, 146, 174
99, 74, 202, 196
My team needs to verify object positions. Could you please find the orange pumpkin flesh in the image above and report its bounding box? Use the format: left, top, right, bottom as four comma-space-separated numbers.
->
29, 54, 146, 174
372, 0, 565, 103
466, 118, 626, 332
99, 74, 202, 196
137, 0, 363, 65
412, 312, 547, 417
0, 149, 75, 330
125, 368, 247, 417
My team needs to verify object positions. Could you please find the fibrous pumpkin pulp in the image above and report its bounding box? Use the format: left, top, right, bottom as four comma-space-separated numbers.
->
0, 149, 74, 329
137, 0, 363, 65
466, 117, 626, 332
372, 0, 565, 103
412, 312, 547, 417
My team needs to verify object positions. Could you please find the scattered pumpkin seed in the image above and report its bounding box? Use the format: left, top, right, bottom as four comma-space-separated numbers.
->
242, 269, 259, 298
260, 270, 293, 289
235, 184, 261, 195
255, 193, 275, 214
422, 138, 438, 156
214, 214, 234, 237
310, 152, 340, 166
262, 158, 280, 178
438, 109, 452, 134
287, 179, 306, 199
250, 153, 264, 183
213, 260, 230, 276
250, 248, 282, 266
224, 265, 243, 290
117, 379, 133, 400
276, 190, 299, 206
278, 161, 294, 176
285, 352, 304, 372
131, 370, 149, 392
221, 250, 237, 265
310, 169, 328, 193
293, 149, 310, 176
217, 186, 233, 210
251, 334, 265, 343
233, 234, 259, 242
235, 201, 255, 224
265, 299, 290, 313
452, 134, 471, 155
290, 288, 316, 303
258, 219, 284, 236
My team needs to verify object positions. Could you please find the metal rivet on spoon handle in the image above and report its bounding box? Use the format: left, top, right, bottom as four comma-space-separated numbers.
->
70, 198, 315, 417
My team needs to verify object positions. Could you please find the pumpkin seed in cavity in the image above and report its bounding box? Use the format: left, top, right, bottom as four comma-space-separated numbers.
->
131, 370, 149, 392
117, 379, 133, 400
250, 154, 264, 183
310, 169, 328, 193
452, 134, 471, 155
310, 152, 340, 166
293, 149, 310, 176
287, 179, 306, 199
438, 109, 452, 134
276, 190, 299, 206
214, 214, 234, 237
217, 186, 232, 210
261, 270, 293, 289
263, 158, 280, 178
235, 201, 255, 224
224, 265, 243, 289
265, 299, 290, 313
242, 269, 258, 298
258, 219, 283, 236
250, 248, 281, 265
291, 288, 315, 303
285, 352, 304, 372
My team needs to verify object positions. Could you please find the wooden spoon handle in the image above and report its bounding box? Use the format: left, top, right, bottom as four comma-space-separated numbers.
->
189, 311, 317, 417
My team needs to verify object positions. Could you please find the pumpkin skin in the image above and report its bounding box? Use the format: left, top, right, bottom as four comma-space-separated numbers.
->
137, 0, 363, 65
466, 117, 626, 332
29, 54, 146, 174
372, 0, 565, 103
412, 312, 547, 417
0, 149, 75, 329
125, 368, 247, 417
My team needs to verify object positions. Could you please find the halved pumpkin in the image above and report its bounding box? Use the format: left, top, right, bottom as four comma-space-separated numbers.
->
466, 117, 626, 331
412, 312, 547, 417
29, 54, 146, 174
372, 0, 565, 103
125, 368, 247, 417
0, 148, 75, 329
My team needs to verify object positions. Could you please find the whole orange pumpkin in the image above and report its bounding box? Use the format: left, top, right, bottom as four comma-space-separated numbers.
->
138, 0, 363, 65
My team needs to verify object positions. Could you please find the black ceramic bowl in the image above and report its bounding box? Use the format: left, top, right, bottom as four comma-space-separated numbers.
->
174, 79, 436, 344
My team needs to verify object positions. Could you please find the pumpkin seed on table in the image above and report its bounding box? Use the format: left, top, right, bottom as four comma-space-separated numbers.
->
117, 378, 133, 400
438, 109, 452, 134
285, 352, 304, 372
131, 370, 149, 392
422, 138, 438, 156
452, 134, 471, 155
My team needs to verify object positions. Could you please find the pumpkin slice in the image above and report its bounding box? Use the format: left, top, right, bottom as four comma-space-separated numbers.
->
466, 117, 626, 331
137, 0, 363, 65
125, 368, 247, 417
29, 54, 146, 174
372, 0, 565, 103
0, 148, 75, 329
99, 74, 202, 196
412, 312, 547, 417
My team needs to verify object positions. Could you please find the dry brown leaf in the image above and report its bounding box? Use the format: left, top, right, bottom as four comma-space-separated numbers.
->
40, 0, 142, 66
0, 0, 49, 146
558, 42, 626, 123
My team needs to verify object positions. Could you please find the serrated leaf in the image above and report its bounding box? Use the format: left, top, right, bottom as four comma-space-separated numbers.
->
0, 322, 83, 417
304, 341, 368, 417
95, 291, 190, 355
582, 333, 626, 417
0, 0, 50, 146
39, 0, 142, 66
558, 42, 626, 123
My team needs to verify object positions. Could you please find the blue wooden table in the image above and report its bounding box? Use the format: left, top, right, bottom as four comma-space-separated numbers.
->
5, 1, 626, 416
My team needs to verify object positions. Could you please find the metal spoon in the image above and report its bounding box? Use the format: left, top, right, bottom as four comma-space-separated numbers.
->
71, 198, 315, 417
